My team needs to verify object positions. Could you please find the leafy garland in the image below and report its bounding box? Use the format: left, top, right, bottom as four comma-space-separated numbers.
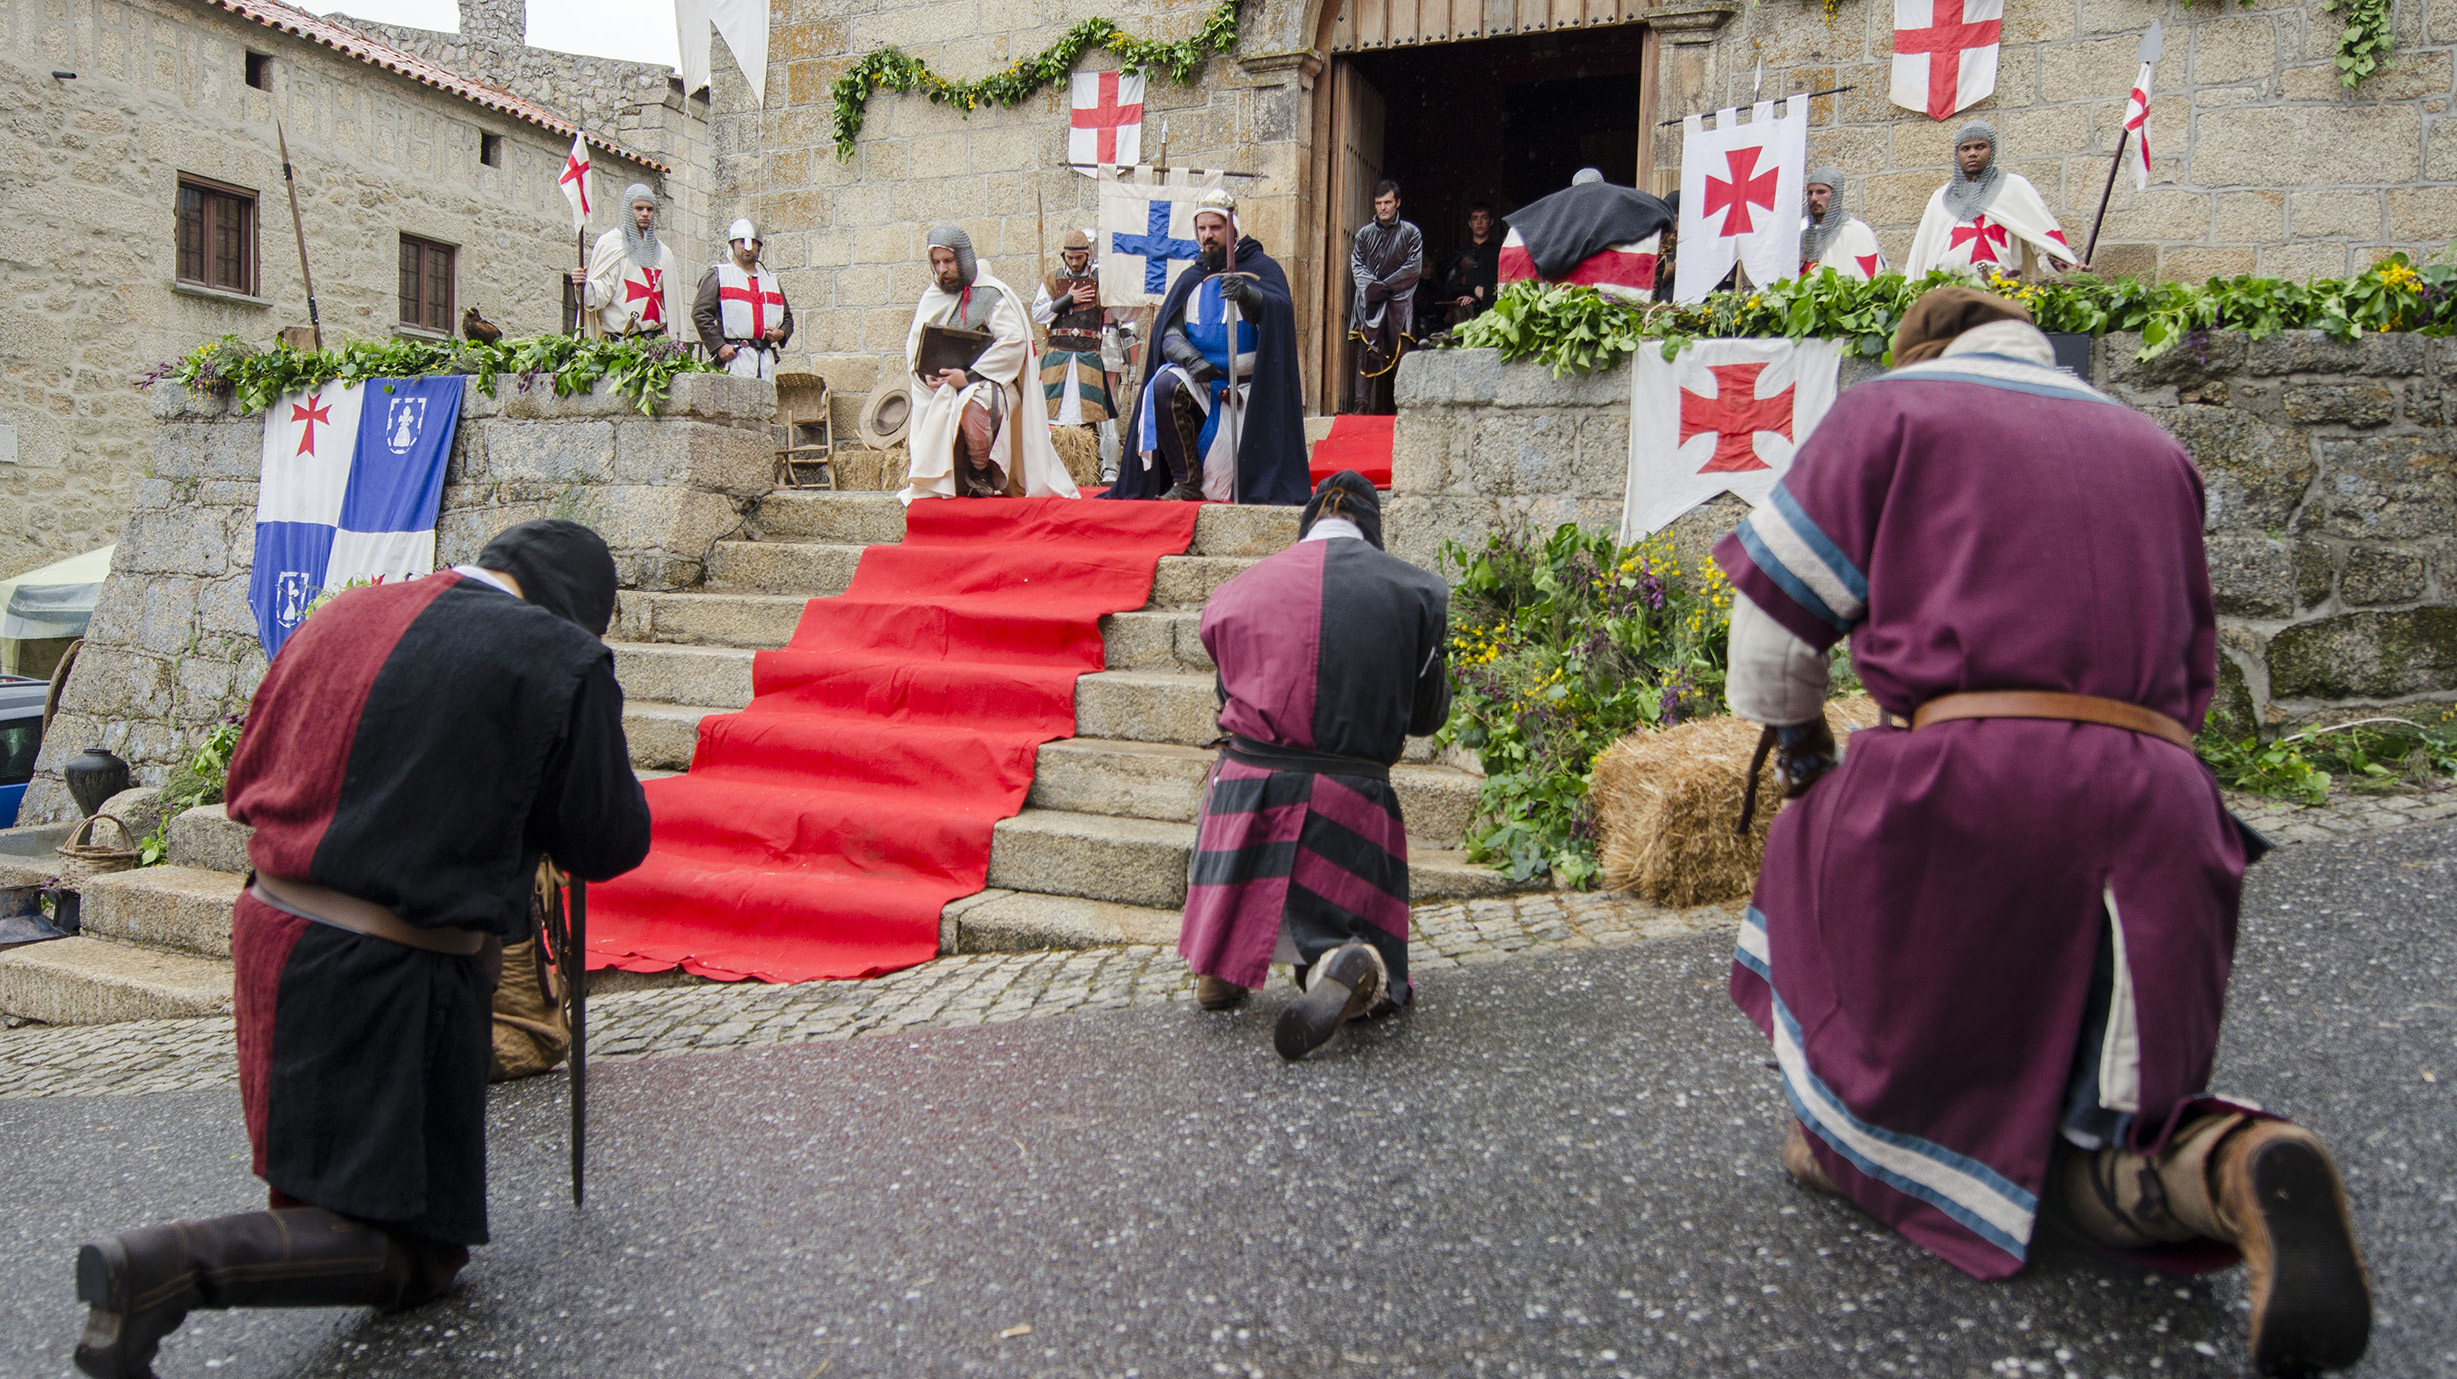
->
1449, 255, 2456, 376
2317, 0, 2395, 87
829, 0, 1241, 161
142, 333, 719, 416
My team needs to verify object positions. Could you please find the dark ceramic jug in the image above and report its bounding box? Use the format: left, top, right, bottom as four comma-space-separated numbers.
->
61, 746, 130, 819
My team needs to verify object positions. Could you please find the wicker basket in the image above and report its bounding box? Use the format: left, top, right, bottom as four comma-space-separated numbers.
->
55, 813, 141, 884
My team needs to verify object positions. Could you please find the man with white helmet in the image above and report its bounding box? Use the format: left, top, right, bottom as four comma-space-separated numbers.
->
692, 218, 795, 381
570, 182, 687, 339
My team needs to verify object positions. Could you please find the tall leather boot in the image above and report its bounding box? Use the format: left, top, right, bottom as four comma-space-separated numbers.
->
1160, 383, 1207, 501
2050, 1114, 2371, 1376
73, 1207, 447, 1379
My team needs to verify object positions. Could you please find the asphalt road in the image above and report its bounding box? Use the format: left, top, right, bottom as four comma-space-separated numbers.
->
2, 821, 2450, 1378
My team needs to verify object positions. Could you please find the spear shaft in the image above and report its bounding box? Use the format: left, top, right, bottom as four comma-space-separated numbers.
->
275, 120, 321, 349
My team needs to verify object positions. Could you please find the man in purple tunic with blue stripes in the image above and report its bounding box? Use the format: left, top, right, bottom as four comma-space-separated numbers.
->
1179, 471, 1451, 1060
1716, 289, 2371, 1377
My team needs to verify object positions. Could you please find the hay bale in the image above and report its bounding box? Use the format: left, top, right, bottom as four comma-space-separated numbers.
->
1050, 424, 1103, 486
1591, 696, 1880, 906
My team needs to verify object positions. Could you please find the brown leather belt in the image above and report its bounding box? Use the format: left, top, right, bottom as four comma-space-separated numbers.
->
1911, 690, 2196, 752
251, 873, 486, 956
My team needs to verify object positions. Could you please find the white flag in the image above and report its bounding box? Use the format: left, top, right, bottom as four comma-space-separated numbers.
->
1675, 98, 1808, 302
709, 0, 769, 105
558, 130, 591, 232
1623, 338, 1844, 541
674, 0, 710, 94
1069, 70, 1146, 170
1097, 166, 1222, 307
2122, 61, 2153, 190
1889, 0, 2003, 121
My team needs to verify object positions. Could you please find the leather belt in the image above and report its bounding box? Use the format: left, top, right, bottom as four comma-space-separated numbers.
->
1911, 690, 2196, 752
1222, 734, 1392, 783
250, 873, 486, 956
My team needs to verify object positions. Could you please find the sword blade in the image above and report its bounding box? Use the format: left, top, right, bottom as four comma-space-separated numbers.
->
568, 877, 587, 1207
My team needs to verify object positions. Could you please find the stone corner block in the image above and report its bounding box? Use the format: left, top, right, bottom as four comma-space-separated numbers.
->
615, 417, 774, 498
147, 385, 232, 422
662, 372, 778, 424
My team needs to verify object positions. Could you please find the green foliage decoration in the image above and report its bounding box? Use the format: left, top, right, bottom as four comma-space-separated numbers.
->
1436, 525, 1736, 888
1449, 255, 2457, 375
145, 332, 719, 417
2199, 709, 2457, 807
829, 1, 1242, 161
138, 719, 245, 867
2317, 0, 2395, 87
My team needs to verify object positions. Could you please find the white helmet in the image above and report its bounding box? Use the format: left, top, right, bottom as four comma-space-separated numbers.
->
728, 217, 759, 246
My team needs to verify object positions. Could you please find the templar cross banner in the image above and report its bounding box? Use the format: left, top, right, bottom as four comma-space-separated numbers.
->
1097, 166, 1226, 307
1622, 338, 1843, 541
1891, 0, 2002, 121
1070, 70, 1146, 169
1675, 97, 1809, 302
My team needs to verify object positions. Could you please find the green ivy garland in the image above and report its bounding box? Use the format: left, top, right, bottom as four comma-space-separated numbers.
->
143, 332, 720, 417
829, 0, 1241, 162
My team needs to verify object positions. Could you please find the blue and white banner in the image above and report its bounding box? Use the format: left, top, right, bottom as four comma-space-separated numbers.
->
1097, 165, 1226, 308
250, 375, 463, 658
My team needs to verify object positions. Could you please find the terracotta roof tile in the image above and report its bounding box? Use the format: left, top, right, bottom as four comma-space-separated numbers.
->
199, 0, 673, 174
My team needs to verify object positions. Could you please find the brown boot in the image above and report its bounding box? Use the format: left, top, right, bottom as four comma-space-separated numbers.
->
73, 1208, 449, 1379
1195, 975, 1250, 1011
2208, 1121, 2373, 1376
1781, 1121, 1839, 1195
1273, 942, 1385, 1061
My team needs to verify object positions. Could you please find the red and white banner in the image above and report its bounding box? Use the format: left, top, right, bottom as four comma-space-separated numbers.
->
558, 130, 591, 231
1623, 337, 1844, 540
2122, 60, 2154, 190
1891, 0, 2002, 122
1070, 70, 1146, 169
1495, 229, 1661, 302
1675, 97, 1808, 302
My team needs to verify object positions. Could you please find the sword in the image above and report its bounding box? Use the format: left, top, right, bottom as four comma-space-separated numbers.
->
567, 876, 588, 1206
1220, 229, 1241, 497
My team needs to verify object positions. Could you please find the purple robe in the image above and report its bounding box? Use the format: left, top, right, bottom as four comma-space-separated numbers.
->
1714, 348, 2247, 1281
1179, 535, 1450, 995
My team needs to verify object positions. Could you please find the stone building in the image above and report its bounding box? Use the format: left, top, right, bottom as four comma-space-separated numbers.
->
718, 0, 2457, 419
0, 0, 690, 579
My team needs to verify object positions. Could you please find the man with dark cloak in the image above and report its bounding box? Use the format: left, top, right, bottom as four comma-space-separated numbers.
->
1347, 179, 1422, 415
1179, 472, 1450, 1060
68, 519, 653, 1379
1499, 168, 1675, 304
1105, 188, 1310, 505
1714, 288, 2371, 1377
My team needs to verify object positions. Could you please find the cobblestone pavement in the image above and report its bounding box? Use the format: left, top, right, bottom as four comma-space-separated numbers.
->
0, 786, 2438, 1102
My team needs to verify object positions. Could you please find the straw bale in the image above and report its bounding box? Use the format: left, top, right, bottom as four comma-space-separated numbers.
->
1592, 696, 1880, 906
1050, 424, 1104, 486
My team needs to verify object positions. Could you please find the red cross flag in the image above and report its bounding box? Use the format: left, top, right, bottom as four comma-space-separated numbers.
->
1070, 70, 1145, 169
1624, 337, 1845, 540
558, 130, 591, 231
1675, 96, 1808, 302
2122, 61, 2154, 189
1891, 0, 2002, 122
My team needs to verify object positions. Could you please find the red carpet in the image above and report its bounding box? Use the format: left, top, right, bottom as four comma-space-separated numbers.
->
588, 497, 1204, 982
1310, 414, 1395, 488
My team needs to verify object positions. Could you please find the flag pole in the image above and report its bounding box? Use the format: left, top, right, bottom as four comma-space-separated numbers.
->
275, 119, 321, 350
1221, 219, 1241, 492
2081, 128, 2129, 269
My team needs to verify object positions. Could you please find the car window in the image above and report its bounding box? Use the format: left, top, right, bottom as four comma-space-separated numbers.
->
0, 719, 39, 786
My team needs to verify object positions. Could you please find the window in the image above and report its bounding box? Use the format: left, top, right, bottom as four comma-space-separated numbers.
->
0, 719, 39, 787
479, 133, 504, 167
399, 234, 456, 332
245, 51, 270, 89
176, 176, 257, 295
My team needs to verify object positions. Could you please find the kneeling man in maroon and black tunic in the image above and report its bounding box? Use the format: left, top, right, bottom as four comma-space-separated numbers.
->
71, 519, 651, 1379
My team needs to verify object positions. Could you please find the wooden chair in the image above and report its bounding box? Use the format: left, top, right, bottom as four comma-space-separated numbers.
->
772, 372, 836, 490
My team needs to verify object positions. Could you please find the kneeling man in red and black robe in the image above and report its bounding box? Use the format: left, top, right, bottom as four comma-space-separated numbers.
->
70, 519, 651, 1379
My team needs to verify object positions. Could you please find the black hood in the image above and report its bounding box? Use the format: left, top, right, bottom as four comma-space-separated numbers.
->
475, 518, 619, 636
1300, 471, 1384, 550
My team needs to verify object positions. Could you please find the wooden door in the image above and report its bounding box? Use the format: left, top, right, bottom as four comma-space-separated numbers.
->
1324, 61, 1386, 414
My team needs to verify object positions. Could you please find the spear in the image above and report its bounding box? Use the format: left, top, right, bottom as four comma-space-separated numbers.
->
567, 875, 588, 1205
275, 120, 321, 349
1220, 206, 1241, 499
2083, 20, 2162, 269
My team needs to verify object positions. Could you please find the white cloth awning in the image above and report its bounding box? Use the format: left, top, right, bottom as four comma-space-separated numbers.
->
0, 545, 113, 640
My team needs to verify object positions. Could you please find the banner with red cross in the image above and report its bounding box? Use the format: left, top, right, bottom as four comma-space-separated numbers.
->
1674, 97, 1808, 303
1891, 0, 2002, 121
1622, 337, 1844, 541
1070, 70, 1146, 170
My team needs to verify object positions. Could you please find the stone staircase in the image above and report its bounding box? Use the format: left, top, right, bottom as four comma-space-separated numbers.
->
0, 490, 1511, 1023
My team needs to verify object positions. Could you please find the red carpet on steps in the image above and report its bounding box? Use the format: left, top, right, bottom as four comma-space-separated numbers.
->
1310, 414, 1395, 488
588, 497, 1204, 982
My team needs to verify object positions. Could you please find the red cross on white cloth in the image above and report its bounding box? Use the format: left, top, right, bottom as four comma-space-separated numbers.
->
1678, 363, 1794, 474
557, 130, 591, 231
1069, 70, 1146, 168
624, 267, 666, 326
1702, 146, 1781, 238
290, 394, 332, 457
1890, 0, 2003, 122
720, 276, 785, 336
1948, 216, 2011, 265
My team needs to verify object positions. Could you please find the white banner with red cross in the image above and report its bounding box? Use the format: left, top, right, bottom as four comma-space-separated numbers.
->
1070, 70, 1146, 170
1674, 97, 1808, 303
1622, 337, 1845, 541
1891, 0, 2002, 121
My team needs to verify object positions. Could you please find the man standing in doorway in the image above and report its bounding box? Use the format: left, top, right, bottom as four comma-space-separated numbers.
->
1905, 122, 2084, 280
1444, 202, 1503, 325
1347, 179, 1423, 415
1799, 167, 1886, 282
692, 219, 794, 381
573, 183, 687, 338
896, 225, 1078, 502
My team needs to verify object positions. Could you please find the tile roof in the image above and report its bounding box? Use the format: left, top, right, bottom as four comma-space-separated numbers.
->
197, 0, 673, 174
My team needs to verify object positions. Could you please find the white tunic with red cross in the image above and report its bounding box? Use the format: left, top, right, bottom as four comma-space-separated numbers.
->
1903, 171, 2078, 281
584, 228, 687, 340
713, 262, 789, 380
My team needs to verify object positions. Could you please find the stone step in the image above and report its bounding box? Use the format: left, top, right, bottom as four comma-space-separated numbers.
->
1072, 671, 1219, 747
1026, 738, 1479, 848
76, 865, 243, 959
166, 804, 251, 875
612, 642, 757, 712
1099, 609, 1210, 673
751, 490, 908, 545
939, 889, 1180, 954
1150, 555, 1255, 608
624, 702, 724, 772
613, 590, 810, 648
1190, 504, 1301, 558
0, 936, 232, 1024
705, 540, 867, 596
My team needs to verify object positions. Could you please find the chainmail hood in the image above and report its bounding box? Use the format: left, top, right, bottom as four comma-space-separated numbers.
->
1800, 165, 1847, 265
926, 224, 977, 287
621, 183, 662, 269
1942, 122, 2004, 223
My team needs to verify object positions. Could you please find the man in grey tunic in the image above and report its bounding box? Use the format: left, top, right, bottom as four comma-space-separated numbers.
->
1347, 179, 1423, 416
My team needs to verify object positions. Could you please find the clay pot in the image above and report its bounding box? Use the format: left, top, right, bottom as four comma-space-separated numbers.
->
61, 746, 130, 818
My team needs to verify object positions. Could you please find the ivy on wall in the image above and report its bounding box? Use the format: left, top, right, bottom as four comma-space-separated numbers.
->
828, 0, 1242, 161
2184, 0, 2391, 88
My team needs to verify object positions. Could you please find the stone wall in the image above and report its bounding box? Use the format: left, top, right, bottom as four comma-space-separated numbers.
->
0, 0, 669, 579
16, 371, 776, 824
1388, 334, 2457, 729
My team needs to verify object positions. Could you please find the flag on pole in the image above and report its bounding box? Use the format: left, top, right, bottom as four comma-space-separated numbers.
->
2122, 61, 2153, 190
1890, 0, 2003, 122
1674, 97, 1809, 303
250, 377, 464, 658
559, 130, 591, 230
1070, 71, 1146, 169
1098, 166, 1224, 306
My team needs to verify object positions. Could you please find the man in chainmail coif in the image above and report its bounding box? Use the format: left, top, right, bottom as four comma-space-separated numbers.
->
1904, 121, 2086, 280
1798, 165, 1887, 282
573, 182, 687, 338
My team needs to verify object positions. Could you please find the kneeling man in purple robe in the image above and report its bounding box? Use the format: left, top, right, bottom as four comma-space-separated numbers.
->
1179, 472, 1451, 1060
1714, 288, 2372, 1376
